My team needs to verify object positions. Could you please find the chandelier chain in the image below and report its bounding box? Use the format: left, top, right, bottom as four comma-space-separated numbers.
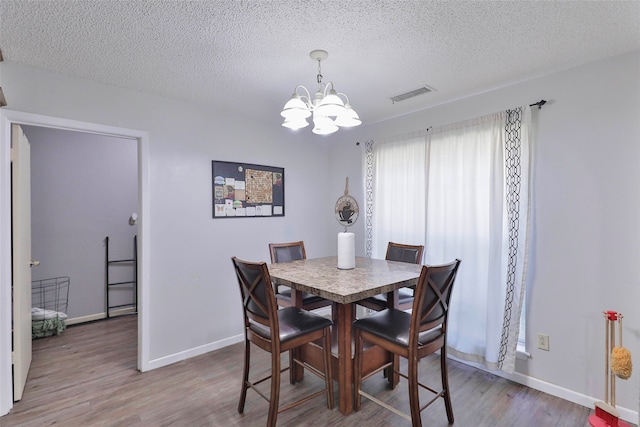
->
316, 59, 323, 84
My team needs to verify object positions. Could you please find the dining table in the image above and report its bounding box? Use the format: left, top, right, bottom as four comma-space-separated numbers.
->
267, 255, 422, 415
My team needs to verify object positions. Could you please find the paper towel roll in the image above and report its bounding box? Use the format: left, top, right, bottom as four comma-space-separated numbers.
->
338, 232, 355, 269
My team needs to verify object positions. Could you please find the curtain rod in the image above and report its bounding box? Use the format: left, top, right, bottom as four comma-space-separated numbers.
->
529, 99, 547, 109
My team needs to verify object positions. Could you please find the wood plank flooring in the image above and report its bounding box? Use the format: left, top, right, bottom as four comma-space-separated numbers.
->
0, 315, 622, 426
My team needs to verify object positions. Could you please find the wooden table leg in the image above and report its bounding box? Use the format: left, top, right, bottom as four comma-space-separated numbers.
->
290, 289, 304, 383
336, 302, 354, 415
290, 288, 303, 308
386, 290, 400, 388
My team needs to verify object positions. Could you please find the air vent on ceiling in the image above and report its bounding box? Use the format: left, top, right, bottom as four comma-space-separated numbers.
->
390, 85, 435, 104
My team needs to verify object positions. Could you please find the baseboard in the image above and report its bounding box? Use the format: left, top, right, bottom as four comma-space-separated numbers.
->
146, 333, 244, 371
66, 308, 136, 325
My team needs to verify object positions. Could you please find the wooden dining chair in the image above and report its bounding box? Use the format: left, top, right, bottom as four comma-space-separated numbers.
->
268, 241, 333, 311
358, 242, 424, 312
353, 259, 461, 427
231, 256, 334, 427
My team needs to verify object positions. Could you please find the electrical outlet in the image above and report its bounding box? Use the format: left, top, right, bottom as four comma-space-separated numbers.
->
537, 333, 549, 351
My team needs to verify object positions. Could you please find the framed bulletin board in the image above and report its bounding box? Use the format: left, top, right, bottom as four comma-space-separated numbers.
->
212, 160, 285, 218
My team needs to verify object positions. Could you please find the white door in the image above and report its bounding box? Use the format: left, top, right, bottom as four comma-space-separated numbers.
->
11, 124, 32, 401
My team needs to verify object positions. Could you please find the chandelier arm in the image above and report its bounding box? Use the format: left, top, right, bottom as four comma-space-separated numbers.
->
322, 81, 335, 97
336, 92, 350, 104
294, 84, 313, 108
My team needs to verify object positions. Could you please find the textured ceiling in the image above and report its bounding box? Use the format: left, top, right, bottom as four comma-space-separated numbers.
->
1, 1, 639, 127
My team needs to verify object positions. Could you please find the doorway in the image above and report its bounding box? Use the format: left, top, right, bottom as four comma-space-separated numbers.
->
24, 125, 138, 323
0, 110, 150, 416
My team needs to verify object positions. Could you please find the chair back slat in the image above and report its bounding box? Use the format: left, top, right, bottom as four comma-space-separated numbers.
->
269, 241, 306, 263
232, 257, 277, 329
412, 260, 461, 334
385, 242, 424, 264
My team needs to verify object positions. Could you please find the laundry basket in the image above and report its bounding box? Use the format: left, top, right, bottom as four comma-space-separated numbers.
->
31, 276, 70, 339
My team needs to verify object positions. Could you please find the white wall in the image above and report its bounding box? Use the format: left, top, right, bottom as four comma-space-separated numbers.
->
327, 50, 640, 419
25, 126, 138, 319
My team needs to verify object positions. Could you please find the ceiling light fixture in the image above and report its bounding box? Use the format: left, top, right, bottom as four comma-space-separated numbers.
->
281, 50, 361, 135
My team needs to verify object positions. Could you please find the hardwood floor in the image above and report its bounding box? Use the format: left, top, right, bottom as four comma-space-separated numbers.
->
0, 315, 623, 426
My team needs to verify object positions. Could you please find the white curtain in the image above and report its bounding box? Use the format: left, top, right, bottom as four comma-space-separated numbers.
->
367, 107, 531, 372
370, 135, 427, 258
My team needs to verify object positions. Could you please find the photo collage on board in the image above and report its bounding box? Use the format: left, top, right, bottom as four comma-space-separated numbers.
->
212, 161, 284, 218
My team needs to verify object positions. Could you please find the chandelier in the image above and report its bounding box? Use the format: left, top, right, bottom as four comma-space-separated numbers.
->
280, 50, 361, 135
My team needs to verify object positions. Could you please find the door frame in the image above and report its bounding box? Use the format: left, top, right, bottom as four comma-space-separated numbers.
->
0, 109, 151, 415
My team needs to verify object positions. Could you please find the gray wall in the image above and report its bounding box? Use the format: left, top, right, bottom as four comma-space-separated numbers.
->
25, 126, 138, 319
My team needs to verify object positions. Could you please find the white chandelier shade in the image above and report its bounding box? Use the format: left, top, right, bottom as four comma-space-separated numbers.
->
281, 50, 361, 135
